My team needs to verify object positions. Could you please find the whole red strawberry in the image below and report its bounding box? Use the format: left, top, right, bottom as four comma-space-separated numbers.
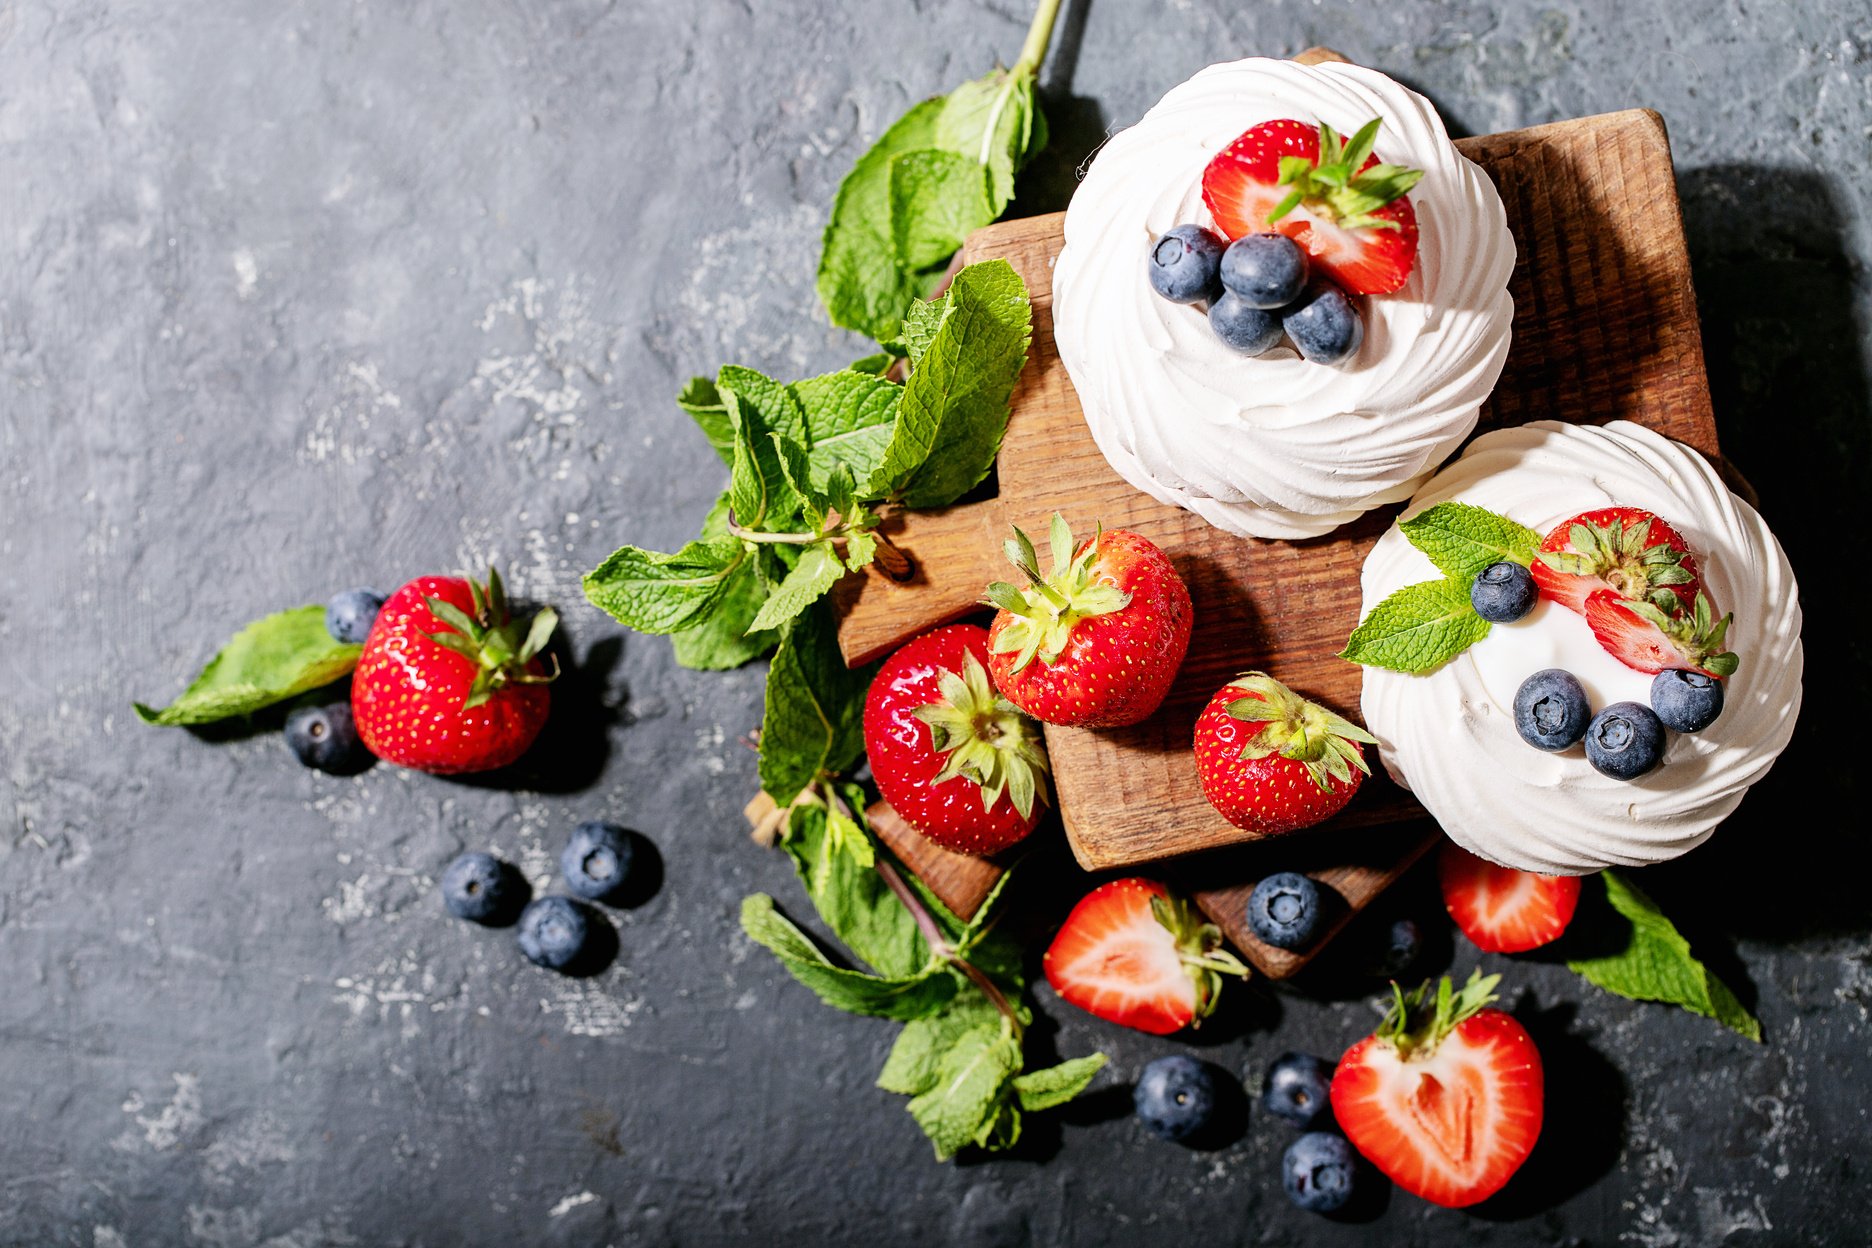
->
985, 514, 1192, 728
1043, 878, 1247, 1035
1193, 672, 1375, 836
1202, 117, 1423, 295
351, 569, 557, 774
863, 624, 1049, 856
1529, 506, 1701, 616
1332, 971, 1544, 1208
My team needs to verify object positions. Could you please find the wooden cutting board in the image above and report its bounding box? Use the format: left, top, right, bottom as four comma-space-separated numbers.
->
832, 51, 1721, 976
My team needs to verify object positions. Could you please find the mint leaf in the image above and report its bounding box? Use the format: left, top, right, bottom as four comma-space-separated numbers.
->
721, 368, 806, 532
889, 149, 995, 272
817, 97, 948, 340
899, 297, 945, 368
1340, 578, 1492, 673
739, 894, 956, 1021
933, 66, 1043, 213
758, 604, 873, 804
134, 605, 359, 726
904, 1022, 1024, 1161
849, 352, 894, 376
747, 544, 849, 649
1400, 502, 1542, 582
677, 376, 733, 466
582, 536, 749, 634
778, 796, 931, 980
793, 368, 902, 497
670, 495, 779, 670
877, 992, 1006, 1094
1012, 1053, 1109, 1111
876, 259, 1032, 508
1568, 871, 1762, 1041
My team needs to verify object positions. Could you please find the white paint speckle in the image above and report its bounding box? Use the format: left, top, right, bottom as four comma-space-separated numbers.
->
547, 1190, 599, 1218
116, 1072, 203, 1152
232, 248, 258, 298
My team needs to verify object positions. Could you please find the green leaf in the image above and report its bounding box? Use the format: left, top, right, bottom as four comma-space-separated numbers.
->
720, 367, 806, 532
670, 496, 780, 670
792, 369, 903, 498
1340, 578, 1492, 674
1012, 1053, 1109, 1111
877, 991, 1006, 1095
932, 67, 1042, 213
134, 605, 359, 726
1399, 502, 1542, 582
849, 352, 894, 376
817, 97, 947, 340
739, 895, 956, 1021
778, 795, 931, 980
582, 536, 749, 635
904, 1022, 1024, 1161
888, 149, 995, 272
875, 259, 1033, 508
677, 376, 733, 465
1568, 871, 1762, 1041
747, 543, 848, 644
899, 297, 945, 369
758, 603, 874, 804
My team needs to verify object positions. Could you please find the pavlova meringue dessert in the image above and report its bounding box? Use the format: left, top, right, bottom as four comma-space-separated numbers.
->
1052, 57, 1516, 540
1349, 420, 1803, 875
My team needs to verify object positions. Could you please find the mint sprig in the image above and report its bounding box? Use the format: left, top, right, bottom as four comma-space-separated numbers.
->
817, 0, 1057, 341
134, 605, 361, 726
1567, 871, 1761, 1041
1341, 502, 1541, 674
584, 259, 1031, 670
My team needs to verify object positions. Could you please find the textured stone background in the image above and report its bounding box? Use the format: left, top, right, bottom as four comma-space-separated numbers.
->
3, 0, 1869, 1243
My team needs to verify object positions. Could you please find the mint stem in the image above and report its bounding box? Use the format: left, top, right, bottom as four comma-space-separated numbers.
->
1013, 0, 1063, 77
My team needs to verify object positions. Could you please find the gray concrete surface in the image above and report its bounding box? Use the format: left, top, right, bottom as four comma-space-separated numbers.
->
3, 0, 1869, 1243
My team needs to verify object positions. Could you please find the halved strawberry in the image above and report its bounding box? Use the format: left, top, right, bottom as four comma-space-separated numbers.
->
1584, 588, 1739, 678
1043, 878, 1247, 1036
1529, 507, 1701, 616
1332, 971, 1544, 1208
1201, 117, 1422, 295
1437, 842, 1582, 954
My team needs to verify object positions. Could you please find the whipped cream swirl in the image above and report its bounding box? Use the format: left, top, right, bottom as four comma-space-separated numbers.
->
1053, 58, 1516, 539
1360, 421, 1804, 874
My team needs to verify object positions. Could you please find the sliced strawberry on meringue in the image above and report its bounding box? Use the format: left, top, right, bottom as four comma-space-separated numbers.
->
1202, 117, 1423, 295
1584, 588, 1739, 678
1529, 507, 1702, 616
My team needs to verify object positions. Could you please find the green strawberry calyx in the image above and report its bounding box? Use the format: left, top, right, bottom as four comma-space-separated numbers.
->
984, 513, 1131, 673
422, 567, 561, 709
1224, 672, 1377, 794
1618, 590, 1740, 678
1536, 515, 1697, 598
1148, 890, 1251, 1027
1266, 118, 1424, 234
910, 649, 1051, 818
1378, 969, 1501, 1061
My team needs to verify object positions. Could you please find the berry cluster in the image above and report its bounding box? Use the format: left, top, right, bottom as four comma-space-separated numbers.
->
440, 821, 647, 974
1148, 226, 1364, 364
1514, 666, 1723, 780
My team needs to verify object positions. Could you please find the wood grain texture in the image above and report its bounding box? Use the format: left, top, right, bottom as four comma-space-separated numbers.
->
830, 74, 1718, 976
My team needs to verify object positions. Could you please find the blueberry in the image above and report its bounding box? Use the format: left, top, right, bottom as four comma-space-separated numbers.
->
1283, 1131, 1358, 1213
440, 851, 522, 924
1585, 701, 1667, 780
516, 896, 594, 971
1281, 284, 1364, 365
1651, 669, 1724, 732
1262, 1052, 1335, 1129
560, 821, 636, 903
1376, 917, 1422, 977
284, 701, 364, 773
1513, 669, 1592, 752
1246, 872, 1324, 950
326, 588, 386, 644
1147, 224, 1226, 304
1471, 561, 1537, 623
1208, 293, 1284, 355
1133, 1055, 1220, 1142
1219, 233, 1309, 309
